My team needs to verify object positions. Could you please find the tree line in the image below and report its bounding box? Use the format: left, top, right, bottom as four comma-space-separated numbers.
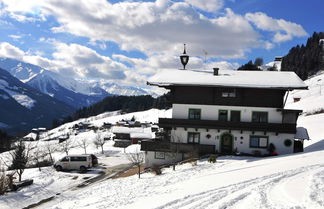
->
281, 32, 324, 80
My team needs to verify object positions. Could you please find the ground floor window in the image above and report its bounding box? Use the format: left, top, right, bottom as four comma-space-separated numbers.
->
155, 152, 165, 159
188, 132, 200, 144
249, 136, 268, 148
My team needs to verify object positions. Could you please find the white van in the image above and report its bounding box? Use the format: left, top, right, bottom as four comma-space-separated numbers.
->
54, 155, 93, 172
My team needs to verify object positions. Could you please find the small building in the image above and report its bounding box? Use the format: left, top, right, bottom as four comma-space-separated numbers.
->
73, 122, 91, 130
112, 126, 153, 147
130, 132, 153, 144
141, 64, 309, 167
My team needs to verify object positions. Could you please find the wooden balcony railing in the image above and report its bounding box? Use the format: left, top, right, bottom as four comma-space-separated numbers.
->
158, 118, 296, 133
141, 140, 215, 155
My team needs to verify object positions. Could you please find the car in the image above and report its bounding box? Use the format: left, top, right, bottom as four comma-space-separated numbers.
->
89, 154, 98, 166
54, 154, 95, 172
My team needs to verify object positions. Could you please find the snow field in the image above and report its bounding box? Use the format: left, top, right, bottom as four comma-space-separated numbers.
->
38, 151, 324, 209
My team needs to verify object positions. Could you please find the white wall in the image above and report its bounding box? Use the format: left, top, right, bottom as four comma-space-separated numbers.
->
172, 104, 283, 123
144, 151, 182, 168
171, 128, 295, 155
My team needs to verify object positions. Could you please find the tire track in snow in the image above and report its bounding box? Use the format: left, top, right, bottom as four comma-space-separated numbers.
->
155, 164, 324, 209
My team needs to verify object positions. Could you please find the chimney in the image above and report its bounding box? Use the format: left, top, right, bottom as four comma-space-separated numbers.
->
213, 68, 219, 76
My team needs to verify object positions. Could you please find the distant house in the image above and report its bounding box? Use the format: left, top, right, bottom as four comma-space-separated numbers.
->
112, 126, 152, 147
141, 64, 309, 167
130, 132, 153, 144
73, 122, 91, 130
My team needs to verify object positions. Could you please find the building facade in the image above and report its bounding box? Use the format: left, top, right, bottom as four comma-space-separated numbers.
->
141, 69, 308, 167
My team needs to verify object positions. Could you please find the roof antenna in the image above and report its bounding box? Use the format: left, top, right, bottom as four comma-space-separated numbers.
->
203, 49, 208, 70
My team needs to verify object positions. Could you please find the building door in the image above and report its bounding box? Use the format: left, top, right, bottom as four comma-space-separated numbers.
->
221, 133, 233, 154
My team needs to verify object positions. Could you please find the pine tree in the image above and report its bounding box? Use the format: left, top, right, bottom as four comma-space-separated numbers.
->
9, 141, 30, 182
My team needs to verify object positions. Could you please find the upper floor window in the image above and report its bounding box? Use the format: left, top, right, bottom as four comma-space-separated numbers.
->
252, 111, 268, 123
188, 108, 201, 120
219, 110, 228, 121
188, 132, 200, 144
222, 88, 236, 97
230, 110, 241, 122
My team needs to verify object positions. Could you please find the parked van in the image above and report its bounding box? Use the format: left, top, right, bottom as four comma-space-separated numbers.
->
54, 154, 96, 172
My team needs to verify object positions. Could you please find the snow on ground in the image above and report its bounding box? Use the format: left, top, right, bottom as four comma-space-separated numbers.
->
1, 72, 323, 208
0, 109, 166, 208
37, 145, 324, 209
286, 71, 324, 114
0, 167, 101, 209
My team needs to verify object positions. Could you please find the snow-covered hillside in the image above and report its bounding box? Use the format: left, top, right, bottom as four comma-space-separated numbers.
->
0, 72, 323, 209
286, 71, 324, 114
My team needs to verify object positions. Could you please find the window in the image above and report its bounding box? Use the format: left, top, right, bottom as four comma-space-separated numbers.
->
188, 132, 200, 144
230, 111, 241, 122
284, 139, 292, 147
188, 108, 201, 120
250, 136, 268, 148
219, 110, 228, 121
70, 156, 87, 161
155, 152, 165, 159
222, 88, 236, 97
61, 157, 69, 162
252, 112, 268, 123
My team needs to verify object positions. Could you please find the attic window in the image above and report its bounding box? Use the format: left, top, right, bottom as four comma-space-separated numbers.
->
222, 88, 236, 97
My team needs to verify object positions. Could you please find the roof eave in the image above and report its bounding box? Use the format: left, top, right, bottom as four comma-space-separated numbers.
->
147, 82, 308, 90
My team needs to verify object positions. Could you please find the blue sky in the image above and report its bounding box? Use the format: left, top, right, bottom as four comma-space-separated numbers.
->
0, 0, 322, 86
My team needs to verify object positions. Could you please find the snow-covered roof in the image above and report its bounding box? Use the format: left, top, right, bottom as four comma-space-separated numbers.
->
111, 126, 146, 134
130, 132, 153, 139
148, 69, 308, 90
295, 127, 310, 140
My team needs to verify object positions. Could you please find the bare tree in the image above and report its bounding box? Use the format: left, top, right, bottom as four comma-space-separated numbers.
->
0, 162, 9, 195
93, 133, 106, 154
168, 134, 182, 171
77, 138, 90, 154
8, 140, 31, 182
44, 141, 57, 165
126, 149, 144, 179
60, 139, 74, 155
31, 145, 48, 171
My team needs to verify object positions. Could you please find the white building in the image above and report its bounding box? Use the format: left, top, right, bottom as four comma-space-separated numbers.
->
141, 68, 309, 168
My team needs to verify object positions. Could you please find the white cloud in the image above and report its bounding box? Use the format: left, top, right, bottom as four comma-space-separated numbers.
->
8, 34, 22, 40
0, 42, 25, 59
185, 0, 224, 12
0, 0, 263, 58
0, 41, 127, 81
245, 12, 307, 43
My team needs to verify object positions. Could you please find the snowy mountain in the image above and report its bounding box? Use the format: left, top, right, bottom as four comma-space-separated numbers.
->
0, 57, 42, 82
0, 58, 156, 108
97, 80, 158, 97
0, 68, 75, 134
27, 70, 112, 108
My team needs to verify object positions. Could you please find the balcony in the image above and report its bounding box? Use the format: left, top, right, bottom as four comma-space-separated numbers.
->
159, 118, 296, 133
141, 140, 215, 155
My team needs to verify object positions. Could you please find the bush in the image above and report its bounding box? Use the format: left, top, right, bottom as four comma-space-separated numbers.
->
151, 165, 162, 175
191, 160, 197, 166
208, 155, 217, 163
28, 159, 53, 169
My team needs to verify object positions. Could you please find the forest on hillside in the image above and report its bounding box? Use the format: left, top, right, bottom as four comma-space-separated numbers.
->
281, 32, 324, 80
